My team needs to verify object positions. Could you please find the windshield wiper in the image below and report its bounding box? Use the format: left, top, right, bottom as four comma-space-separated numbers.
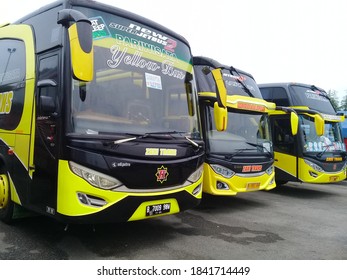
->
245, 142, 273, 157
224, 148, 257, 160
229, 66, 255, 98
113, 131, 181, 144
316, 144, 335, 158
111, 131, 201, 149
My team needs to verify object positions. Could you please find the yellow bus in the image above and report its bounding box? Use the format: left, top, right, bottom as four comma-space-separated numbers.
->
193, 57, 298, 195
0, 0, 206, 224
259, 83, 346, 184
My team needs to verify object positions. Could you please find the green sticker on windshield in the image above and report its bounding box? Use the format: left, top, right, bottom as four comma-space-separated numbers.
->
91, 17, 111, 40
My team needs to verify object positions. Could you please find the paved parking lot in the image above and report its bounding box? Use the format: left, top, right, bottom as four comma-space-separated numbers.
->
1, 181, 347, 260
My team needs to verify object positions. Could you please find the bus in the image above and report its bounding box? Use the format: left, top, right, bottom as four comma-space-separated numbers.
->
0, 0, 206, 224
259, 83, 347, 184
193, 56, 298, 195
337, 111, 347, 149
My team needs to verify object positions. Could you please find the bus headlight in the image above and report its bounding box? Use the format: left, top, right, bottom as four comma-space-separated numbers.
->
211, 164, 235, 178
187, 165, 203, 183
304, 159, 324, 173
266, 165, 274, 175
69, 161, 123, 190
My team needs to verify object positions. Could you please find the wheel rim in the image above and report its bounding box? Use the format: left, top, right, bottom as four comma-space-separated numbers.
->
0, 174, 9, 210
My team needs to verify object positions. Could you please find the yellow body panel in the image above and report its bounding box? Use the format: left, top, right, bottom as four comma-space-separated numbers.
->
298, 158, 346, 183
202, 163, 276, 196
57, 160, 202, 220
275, 151, 347, 183
274, 151, 297, 179
0, 24, 35, 203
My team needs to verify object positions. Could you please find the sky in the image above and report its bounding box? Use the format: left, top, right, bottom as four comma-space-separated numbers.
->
2, 0, 347, 100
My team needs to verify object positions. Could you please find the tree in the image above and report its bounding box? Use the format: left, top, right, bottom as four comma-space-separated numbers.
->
327, 89, 340, 111
340, 94, 347, 111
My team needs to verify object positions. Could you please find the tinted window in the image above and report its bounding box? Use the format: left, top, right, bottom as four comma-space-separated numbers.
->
70, 7, 200, 137
259, 87, 272, 100
272, 116, 295, 154
37, 55, 59, 114
0, 39, 26, 130
0, 39, 25, 86
290, 85, 336, 114
23, 5, 62, 53
260, 87, 289, 106
273, 87, 289, 106
194, 65, 263, 99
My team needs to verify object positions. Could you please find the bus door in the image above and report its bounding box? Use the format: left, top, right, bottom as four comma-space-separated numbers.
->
31, 50, 61, 208
0, 25, 36, 206
272, 115, 298, 183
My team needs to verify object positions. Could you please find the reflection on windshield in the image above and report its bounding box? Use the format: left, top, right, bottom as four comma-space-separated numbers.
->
222, 69, 263, 99
301, 115, 345, 152
290, 85, 336, 115
207, 107, 272, 155
70, 7, 200, 139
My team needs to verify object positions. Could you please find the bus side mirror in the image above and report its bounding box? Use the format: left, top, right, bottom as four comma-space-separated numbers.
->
314, 114, 325, 136
214, 102, 227, 131
211, 68, 227, 108
210, 68, 228, 131
68, 21, 94, 82
58, 9, 94, 82
290, 112, 299, 135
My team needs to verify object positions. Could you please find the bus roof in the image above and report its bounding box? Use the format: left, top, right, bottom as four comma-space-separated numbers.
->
14, 0, 190, 47
193, 56, 256, 80
258, 82, 326, 92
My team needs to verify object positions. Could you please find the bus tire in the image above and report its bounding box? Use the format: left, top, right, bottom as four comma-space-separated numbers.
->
0, 173, 14, 224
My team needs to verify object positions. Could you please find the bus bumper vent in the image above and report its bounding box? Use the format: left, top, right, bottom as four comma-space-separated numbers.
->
77, 192, 107, 207
216, 181, 229, 190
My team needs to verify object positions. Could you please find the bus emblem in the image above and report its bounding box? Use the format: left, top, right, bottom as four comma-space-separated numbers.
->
156, 166, 169, 183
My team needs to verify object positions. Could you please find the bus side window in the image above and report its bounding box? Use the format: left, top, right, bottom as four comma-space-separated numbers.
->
272, 87, 290, 107
0, 39, 26, 130
37, 54, 59, 116
273, 118, 295, 154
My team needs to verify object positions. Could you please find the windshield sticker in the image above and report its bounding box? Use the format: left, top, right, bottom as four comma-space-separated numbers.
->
107, 45, 160, 71
223, 74, 256, 93
320, 113, 344, 121
223, 73, 246, 82
304, 90, 329, 102
145, 73, 162, 90
305, 138, 345, 152
0, 91, 13, 114
263, 142, 271, 152
89, 14, 190, 80
106, 45, 185, 80
109, 22, 177, 53
91, 17, 112, 40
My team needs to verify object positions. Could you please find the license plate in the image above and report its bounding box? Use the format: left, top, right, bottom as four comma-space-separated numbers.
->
146, 203, 171, 216
246, 182, 260, 190
329, 176, 339, 182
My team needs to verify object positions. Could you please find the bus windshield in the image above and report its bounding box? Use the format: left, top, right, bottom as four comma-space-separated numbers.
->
222, 69, 263, 99
206, 106, 272, 155
195, 65, 263, 99
70, 7, 200, 138
300, 115, 345, 153
290, 85, 336, 114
